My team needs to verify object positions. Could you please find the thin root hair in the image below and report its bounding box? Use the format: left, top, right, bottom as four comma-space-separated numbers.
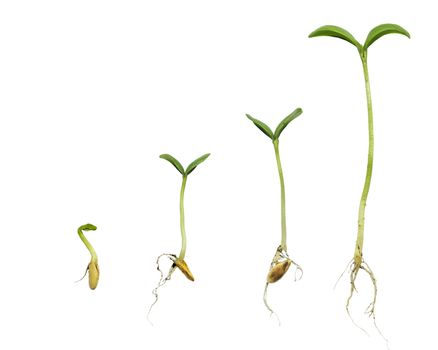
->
291, 259, 303, 281
345, 261, 368, 335
361, 262, 389, 348
334, 258, 354, 290
360, 262, 377, 318
344, 258, 388, 345
147, 253, 177, 325
263, 283, 280, 326
75, 266, 89, 283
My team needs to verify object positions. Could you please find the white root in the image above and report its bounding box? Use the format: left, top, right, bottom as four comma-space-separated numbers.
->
263, 282, 275, 316
334, 258, 354, 290
75, 265, 89, 283
292, 260, 303, 282
345, 260, 368, 335
343, 258, 389, 347
147, 253, 177, 324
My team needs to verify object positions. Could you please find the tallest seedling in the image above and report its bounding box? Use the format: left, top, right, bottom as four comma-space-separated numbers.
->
309, 24, 409, 325
246, 108, 303, 319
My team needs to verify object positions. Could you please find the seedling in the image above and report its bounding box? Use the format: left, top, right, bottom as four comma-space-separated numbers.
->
147, 153, 210, 321
309, 24, 409, 331
77, 223, 99, 290
246, 108, 303, 319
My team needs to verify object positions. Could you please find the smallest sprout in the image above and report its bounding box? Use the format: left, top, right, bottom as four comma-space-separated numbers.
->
76, 223, 99, 290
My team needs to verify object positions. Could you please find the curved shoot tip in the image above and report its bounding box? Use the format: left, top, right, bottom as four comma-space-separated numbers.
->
364, 23, 410, 50
309, 25, 362, 51
79, 223, 97, 231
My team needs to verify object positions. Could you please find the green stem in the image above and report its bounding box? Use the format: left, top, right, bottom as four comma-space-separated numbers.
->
78, 228, 98, 263
273, 139, 287, 250
355, 51, 374, 261
178, 174, 188, 260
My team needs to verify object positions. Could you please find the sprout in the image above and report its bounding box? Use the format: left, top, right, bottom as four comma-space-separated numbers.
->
246, 108, 304, 320
147, 153, 210, 322
309, 23, 410, 339
76, 223, 99, 290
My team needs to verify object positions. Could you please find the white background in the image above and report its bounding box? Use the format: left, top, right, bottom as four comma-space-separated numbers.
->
0, 1, 435, 349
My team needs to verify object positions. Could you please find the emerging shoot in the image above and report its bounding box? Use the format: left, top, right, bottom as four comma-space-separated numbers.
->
309, 23, 410, 337
76, 223, 99, 290
147, 153, 210, 322
246, 108, 304, 320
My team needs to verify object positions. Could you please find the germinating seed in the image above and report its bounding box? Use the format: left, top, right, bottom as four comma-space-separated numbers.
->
88, 261, 100, 290
76, 223, 100, 290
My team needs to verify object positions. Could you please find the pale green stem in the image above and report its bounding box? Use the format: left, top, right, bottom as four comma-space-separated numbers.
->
355, 51, 374, 261
273, 139, 287, 250
178, 174, 188, 260
78, 228, 98, 263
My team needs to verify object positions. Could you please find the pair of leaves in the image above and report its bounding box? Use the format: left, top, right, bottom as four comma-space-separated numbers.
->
246, 108, 303, 141
308, 23, 410, 53
160, 153, 210, 176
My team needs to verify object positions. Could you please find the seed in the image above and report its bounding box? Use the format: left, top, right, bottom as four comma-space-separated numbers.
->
174, 259, 194, 281
88, 261, 100, 290
267, 260, 291, 283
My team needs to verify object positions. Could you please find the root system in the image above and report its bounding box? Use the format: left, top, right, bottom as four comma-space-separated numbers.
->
147, 254, 195, 324
147, 253, 177, 323
263, 246, 302, 321
344, 258, 388, 346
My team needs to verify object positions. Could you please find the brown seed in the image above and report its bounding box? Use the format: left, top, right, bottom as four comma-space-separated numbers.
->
88, 261, 100, 290
174, 259, 195, 281
267, 260, 291, 283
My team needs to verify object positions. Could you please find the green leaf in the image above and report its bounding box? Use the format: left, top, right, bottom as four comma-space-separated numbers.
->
160, 154, 185, 175
245, 114, 274, 140
274, 108, 303, 139
79, 224, 97, 231
186, 153, 210, 175
309, 25, 362, 51
363, 23, 410, 50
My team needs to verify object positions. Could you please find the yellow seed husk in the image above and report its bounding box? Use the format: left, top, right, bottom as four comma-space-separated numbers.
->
174, 259, 195, 281
88, 261, 100, 290
267, 260, 291, 283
